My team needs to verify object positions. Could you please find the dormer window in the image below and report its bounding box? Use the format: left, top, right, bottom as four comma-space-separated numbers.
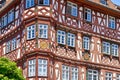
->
66, 1, 77, 17
100, 0, 107, 5
108, 16, 115, 29
38, 0, 50, 5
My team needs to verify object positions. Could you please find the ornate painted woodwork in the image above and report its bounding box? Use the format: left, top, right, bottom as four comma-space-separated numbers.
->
37, 6, 50, 17
26, 39, 36, 53
23, 8, 36, 19
38, 39, 50, 51
52, 0, 59, 21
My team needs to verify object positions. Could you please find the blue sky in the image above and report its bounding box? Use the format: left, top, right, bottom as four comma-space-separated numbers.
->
111, 0, 120, 5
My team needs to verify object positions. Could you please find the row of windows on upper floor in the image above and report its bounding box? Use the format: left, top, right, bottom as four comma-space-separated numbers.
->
28, 58, 120, 80
0, 0, 116, 29
26, 0, 115, 29
5, 24, 119, 57
25, 0, 107, 8
0, 9, 19, 28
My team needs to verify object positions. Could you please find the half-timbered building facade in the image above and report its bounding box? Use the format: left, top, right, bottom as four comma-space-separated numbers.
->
0, 0, 120, 80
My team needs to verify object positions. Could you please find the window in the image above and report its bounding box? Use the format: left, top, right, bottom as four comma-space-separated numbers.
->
66, 2, 77, 16
87, 69, 98, 80
38, 24, 48, 39
26, 0, 34, 8
11, 38, 17, 50
102, 41, 119, 56
109, 16, 115, 29
0, 9, 15, 28
67, 33, 75, 47
100, 0, 107, 5
62, 65, 78, 80
28, 59, 36, 77
106, 72, 112, 80
8, 9, 14, 23
57, 30, 66, 45
0, 18, 3, 28
3, 14, 8, 27
117, 74, 120, 80
27, 25, 35, 40
84, 8, 91, 22
62, 65, 69, 80
38, 0, 49, 5
111, 44, 118, 56
72, 67, 78, 80
38, 59, 47, 76
83, 36, 90, 50
102, 41, 110, 54
6, 41, 11, 53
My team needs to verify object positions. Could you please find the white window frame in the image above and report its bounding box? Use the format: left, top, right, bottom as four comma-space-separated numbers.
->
106, 72, 112, 80
83, 36, 90, 50
38, 0, 50, 5
38, 59, 48, 76
117, 74, 120, 80
57, 30, 66, 45
85, 8, 91, 22
11, 38, 17, 50
67, 1, 77, 16
67, 33, 75, 47
87, 69, 98, 80
27, 25, 35, 40
71, 67, 78, 80
28, 59, 36, 77
38, 24, 48, 39
111, 44, 118, 56
102, 41, 110, 54
6, 41, 11, 53
26, 0, 34, 8
62, 65, 69, 80
109, 16, 115, 29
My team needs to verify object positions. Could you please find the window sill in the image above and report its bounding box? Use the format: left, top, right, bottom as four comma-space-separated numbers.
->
38, 37, 48, 40
4, 48, 18, 54
84, 20, 92, 25
102, 53, 119, 60
108, 26, 116, 30
82, 48, 90, 52
112, 55, 119, 60
25, 6, 35, 10
56, 43, 76, 52
27, 76, 36, 78
57, 43, 66, 47
38, 4, 50, 7
38, 76, 48, 78
66, 13, 78, 19
67, 45, 76, 51
26, 38, 36, 41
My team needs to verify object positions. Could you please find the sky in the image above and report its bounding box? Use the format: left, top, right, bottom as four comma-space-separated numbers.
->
111, 0, 120, 6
